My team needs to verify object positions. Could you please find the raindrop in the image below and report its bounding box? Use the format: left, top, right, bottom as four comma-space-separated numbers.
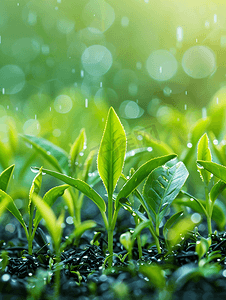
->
100, 82, 102, 87
31, 167, 39, 174
35, 114, 37, 120
213, 139, 218, 145
205, 21, 210, 28
2, 88, 5, 94
85, 98, 88, 108
147, 147, 153, 152
5, 223, 15, 233
214, 14, 217, 23
184, 104, 187, 110
176, 26, 183, 42
2, 274, 10, 282
216, 97, 219, 104
81, 70, 84, 77
191, 213, 201, 223
47, 151, 51, 155
66, 216, 74, 225
202, 107, 207, 119
187, 142, 192, 148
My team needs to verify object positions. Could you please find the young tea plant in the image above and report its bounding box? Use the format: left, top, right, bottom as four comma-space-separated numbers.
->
32, 107, 177, 266
175, 133, 226, 236
0, 165, 69, 255
118, 159, 189, 254
21, 129, 95, 228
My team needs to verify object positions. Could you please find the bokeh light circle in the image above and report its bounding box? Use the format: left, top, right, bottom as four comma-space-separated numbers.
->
0, 65, 25, 94
23, 119, 40, 135
94, 88, 118, 109
182, 46, 216, 79
12, 38, 40, 63
54, 95, 73, 114
146, 50, 178, 81
82, 0, 115, 32
119, 100, 144, 119
81, 45, 113, 77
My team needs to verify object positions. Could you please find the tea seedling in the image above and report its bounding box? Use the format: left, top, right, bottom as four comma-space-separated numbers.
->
32, 107, 176, 266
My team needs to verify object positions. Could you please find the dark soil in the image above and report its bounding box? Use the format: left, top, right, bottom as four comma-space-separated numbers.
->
1, 222, 226, 300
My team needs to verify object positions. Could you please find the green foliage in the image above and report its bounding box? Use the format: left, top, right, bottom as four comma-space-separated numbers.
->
116, 154, 177, 209
143, 162, 188, 227
20, 134, 69, 174
69, 128, 86, 175
0, 164, 15, 192
197, 133, 212, 185
97, 106, 127, 197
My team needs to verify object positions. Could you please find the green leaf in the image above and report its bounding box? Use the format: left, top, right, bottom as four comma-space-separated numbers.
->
69, 128, 86, 175
191, 118, 211, 146
209, 132, 226, 166
0, 190, 26, 230
143, 162, 189, 225
136, 130, 174, 156
97, 107, 126, 197
116, 154, 177, 208
34, 184, 69, 228
197, 160, 226, 182
29, 167, 43, 214
82, 150, 95, 183
182, 118, 210, 165
131, 219, 152, 243
0, 197, 10, 217
163, 211, 184, 239
139, 264, 165, 289
31, 167, 106, 212
8, 120, 18, 153
120, 232, 132, 251
210, 180, 226, 203
0, 141, 10, 170
167, 216, 196, 249
32, 194, 63, 250
174, 198, 226, 230
62, 188, 74, 218
196, 237, 210, 259
60, 220, 96, 251
0, 164, 15, 192
197, 133, 212, 185
20, 134, 69, 174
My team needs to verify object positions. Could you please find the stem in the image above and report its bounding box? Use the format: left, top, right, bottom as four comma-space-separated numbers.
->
205, 186, 212, 236
134, 216, 142, 258
148, 220, 161, 253
108, 192, 113, 267
146, 211, 161, 253
108, 228, 114, 266
28, 203, 35, 255
54, 249, 61, 299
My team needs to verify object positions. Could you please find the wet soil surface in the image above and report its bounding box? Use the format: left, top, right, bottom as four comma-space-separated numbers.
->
1, 226, 226, 300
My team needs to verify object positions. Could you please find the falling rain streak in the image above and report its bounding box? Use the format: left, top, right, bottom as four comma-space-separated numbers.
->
176, 26, 183, 42
85, 98, 88, 108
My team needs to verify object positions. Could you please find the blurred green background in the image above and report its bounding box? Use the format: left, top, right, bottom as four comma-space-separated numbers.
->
0, 0, 226, 199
